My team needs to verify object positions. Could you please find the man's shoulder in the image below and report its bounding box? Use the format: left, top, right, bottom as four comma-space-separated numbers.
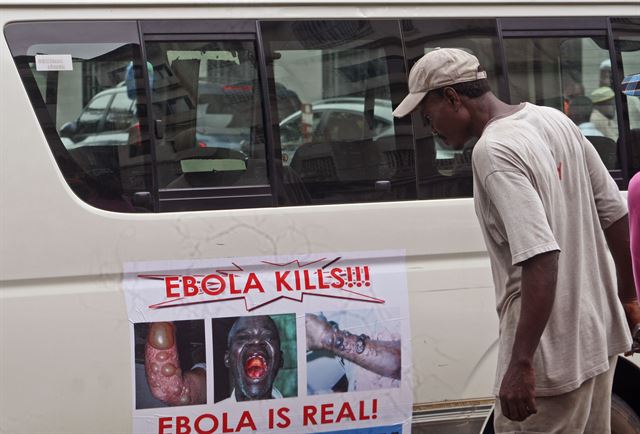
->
521, 103, 575, 131
510, 103, 581, 142
530, 102, 561, 115
480, 103, 548, 141
473, 127, 522, 162
472, 135, 513, 178
473, 107, 544, 174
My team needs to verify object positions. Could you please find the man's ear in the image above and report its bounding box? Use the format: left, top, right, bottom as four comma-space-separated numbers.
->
444, 87, 461, 109
224, 351, 230, 368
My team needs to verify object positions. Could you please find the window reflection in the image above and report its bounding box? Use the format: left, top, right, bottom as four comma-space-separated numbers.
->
402, 19, 501, 199
25, 40, 151, 211
612, 18, 640, 175
504, 36, 620, 169
263, 20, 415, 206
145, 41, 268, 190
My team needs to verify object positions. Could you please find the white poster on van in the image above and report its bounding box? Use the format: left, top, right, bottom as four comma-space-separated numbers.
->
123, 250, 412, 434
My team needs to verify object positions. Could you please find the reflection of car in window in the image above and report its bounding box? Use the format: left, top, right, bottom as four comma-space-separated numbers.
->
194, 82, 255, 154
279, 97, 394, 165
59, 84, 137, 149
60, 83, 254, 154
194, 81, 301, 155
278, 97, 466, 167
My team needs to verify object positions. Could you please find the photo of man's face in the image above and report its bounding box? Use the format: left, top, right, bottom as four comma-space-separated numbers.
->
224, 316, 283, 401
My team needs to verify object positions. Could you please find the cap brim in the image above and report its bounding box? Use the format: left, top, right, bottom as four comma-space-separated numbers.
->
393, 91, 427, 118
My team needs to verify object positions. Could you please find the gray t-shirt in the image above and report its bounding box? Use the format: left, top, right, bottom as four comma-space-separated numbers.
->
472, 102, 632, 396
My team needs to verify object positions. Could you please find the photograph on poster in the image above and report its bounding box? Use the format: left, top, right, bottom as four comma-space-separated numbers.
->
134, 320, 206, 409
212, 314, 297, 403
306, 308, 401, 395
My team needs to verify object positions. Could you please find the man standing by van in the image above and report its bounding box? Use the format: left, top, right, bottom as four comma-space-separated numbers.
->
393, 48, 640, 432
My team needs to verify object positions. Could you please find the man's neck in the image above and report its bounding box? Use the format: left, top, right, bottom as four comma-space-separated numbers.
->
467, 92, 521, 137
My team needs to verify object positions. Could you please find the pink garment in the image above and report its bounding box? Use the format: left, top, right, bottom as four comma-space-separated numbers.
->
629, 172, 640, 300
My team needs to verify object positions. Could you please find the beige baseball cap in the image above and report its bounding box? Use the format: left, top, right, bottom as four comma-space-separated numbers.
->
393, 47, 487, 118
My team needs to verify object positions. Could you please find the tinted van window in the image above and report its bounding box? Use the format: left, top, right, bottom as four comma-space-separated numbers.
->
402, 19, 502, 199
262, 20, 415, 205
5, 21, 152, 212
612, 18, 640, 175
504, 35, 620, 169
145, 40, 269, 190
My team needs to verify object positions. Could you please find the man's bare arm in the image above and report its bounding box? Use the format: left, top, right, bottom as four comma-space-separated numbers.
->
306, 314, 400, 380
500, 250, 558, 422
603, 215, 640, 350
145, 322, 207, 406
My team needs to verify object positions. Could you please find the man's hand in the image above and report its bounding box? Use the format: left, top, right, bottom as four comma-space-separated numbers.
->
622, 301, 640, 354
305, 314, 334, 351
499, 360, 537, 422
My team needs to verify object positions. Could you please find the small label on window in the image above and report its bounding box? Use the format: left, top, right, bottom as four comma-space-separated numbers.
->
35, 54, 73, 71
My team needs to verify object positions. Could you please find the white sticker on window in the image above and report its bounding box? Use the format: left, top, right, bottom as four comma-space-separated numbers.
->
35, 54, 73, 71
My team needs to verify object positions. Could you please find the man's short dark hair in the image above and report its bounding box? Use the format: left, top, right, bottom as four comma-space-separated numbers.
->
430, 78, 491, 99
568, 96, 593, 125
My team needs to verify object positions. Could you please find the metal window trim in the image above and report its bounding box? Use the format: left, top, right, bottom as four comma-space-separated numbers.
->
499, 17, 608, 32
143, 33, 256, 41
140, 19, 256, 35
607, 17, 631, 185
501, 29, 608, 38
256, 20, 282, 207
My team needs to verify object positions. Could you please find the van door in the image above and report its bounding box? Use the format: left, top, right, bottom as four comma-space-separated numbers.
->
140, 20, 275, 211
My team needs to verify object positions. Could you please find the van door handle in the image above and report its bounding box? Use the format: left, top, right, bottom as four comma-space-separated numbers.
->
375, 180, 391, 191
132, 191, 154, 211
154, 119, 164, 140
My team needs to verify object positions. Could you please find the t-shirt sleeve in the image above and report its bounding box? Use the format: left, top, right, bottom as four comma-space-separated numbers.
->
484, 170, 560, 265
583, 136, 627, 228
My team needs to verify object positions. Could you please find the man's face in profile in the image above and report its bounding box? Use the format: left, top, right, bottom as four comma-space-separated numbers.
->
224, 316, 283, 401
420, 90, 473, 150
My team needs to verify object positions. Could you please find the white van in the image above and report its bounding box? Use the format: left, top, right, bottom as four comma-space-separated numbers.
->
1, 2, 640, 433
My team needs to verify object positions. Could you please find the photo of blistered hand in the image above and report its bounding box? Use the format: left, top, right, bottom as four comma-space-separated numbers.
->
144, 322, 206, 406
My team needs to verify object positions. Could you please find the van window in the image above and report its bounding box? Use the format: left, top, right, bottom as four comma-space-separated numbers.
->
402, 19, 502, 199
4, 21, 152, 212
504, 35, 620, 169
262, 20, 416, 205
145, 40, 269, 190
612, 18, 640, 175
